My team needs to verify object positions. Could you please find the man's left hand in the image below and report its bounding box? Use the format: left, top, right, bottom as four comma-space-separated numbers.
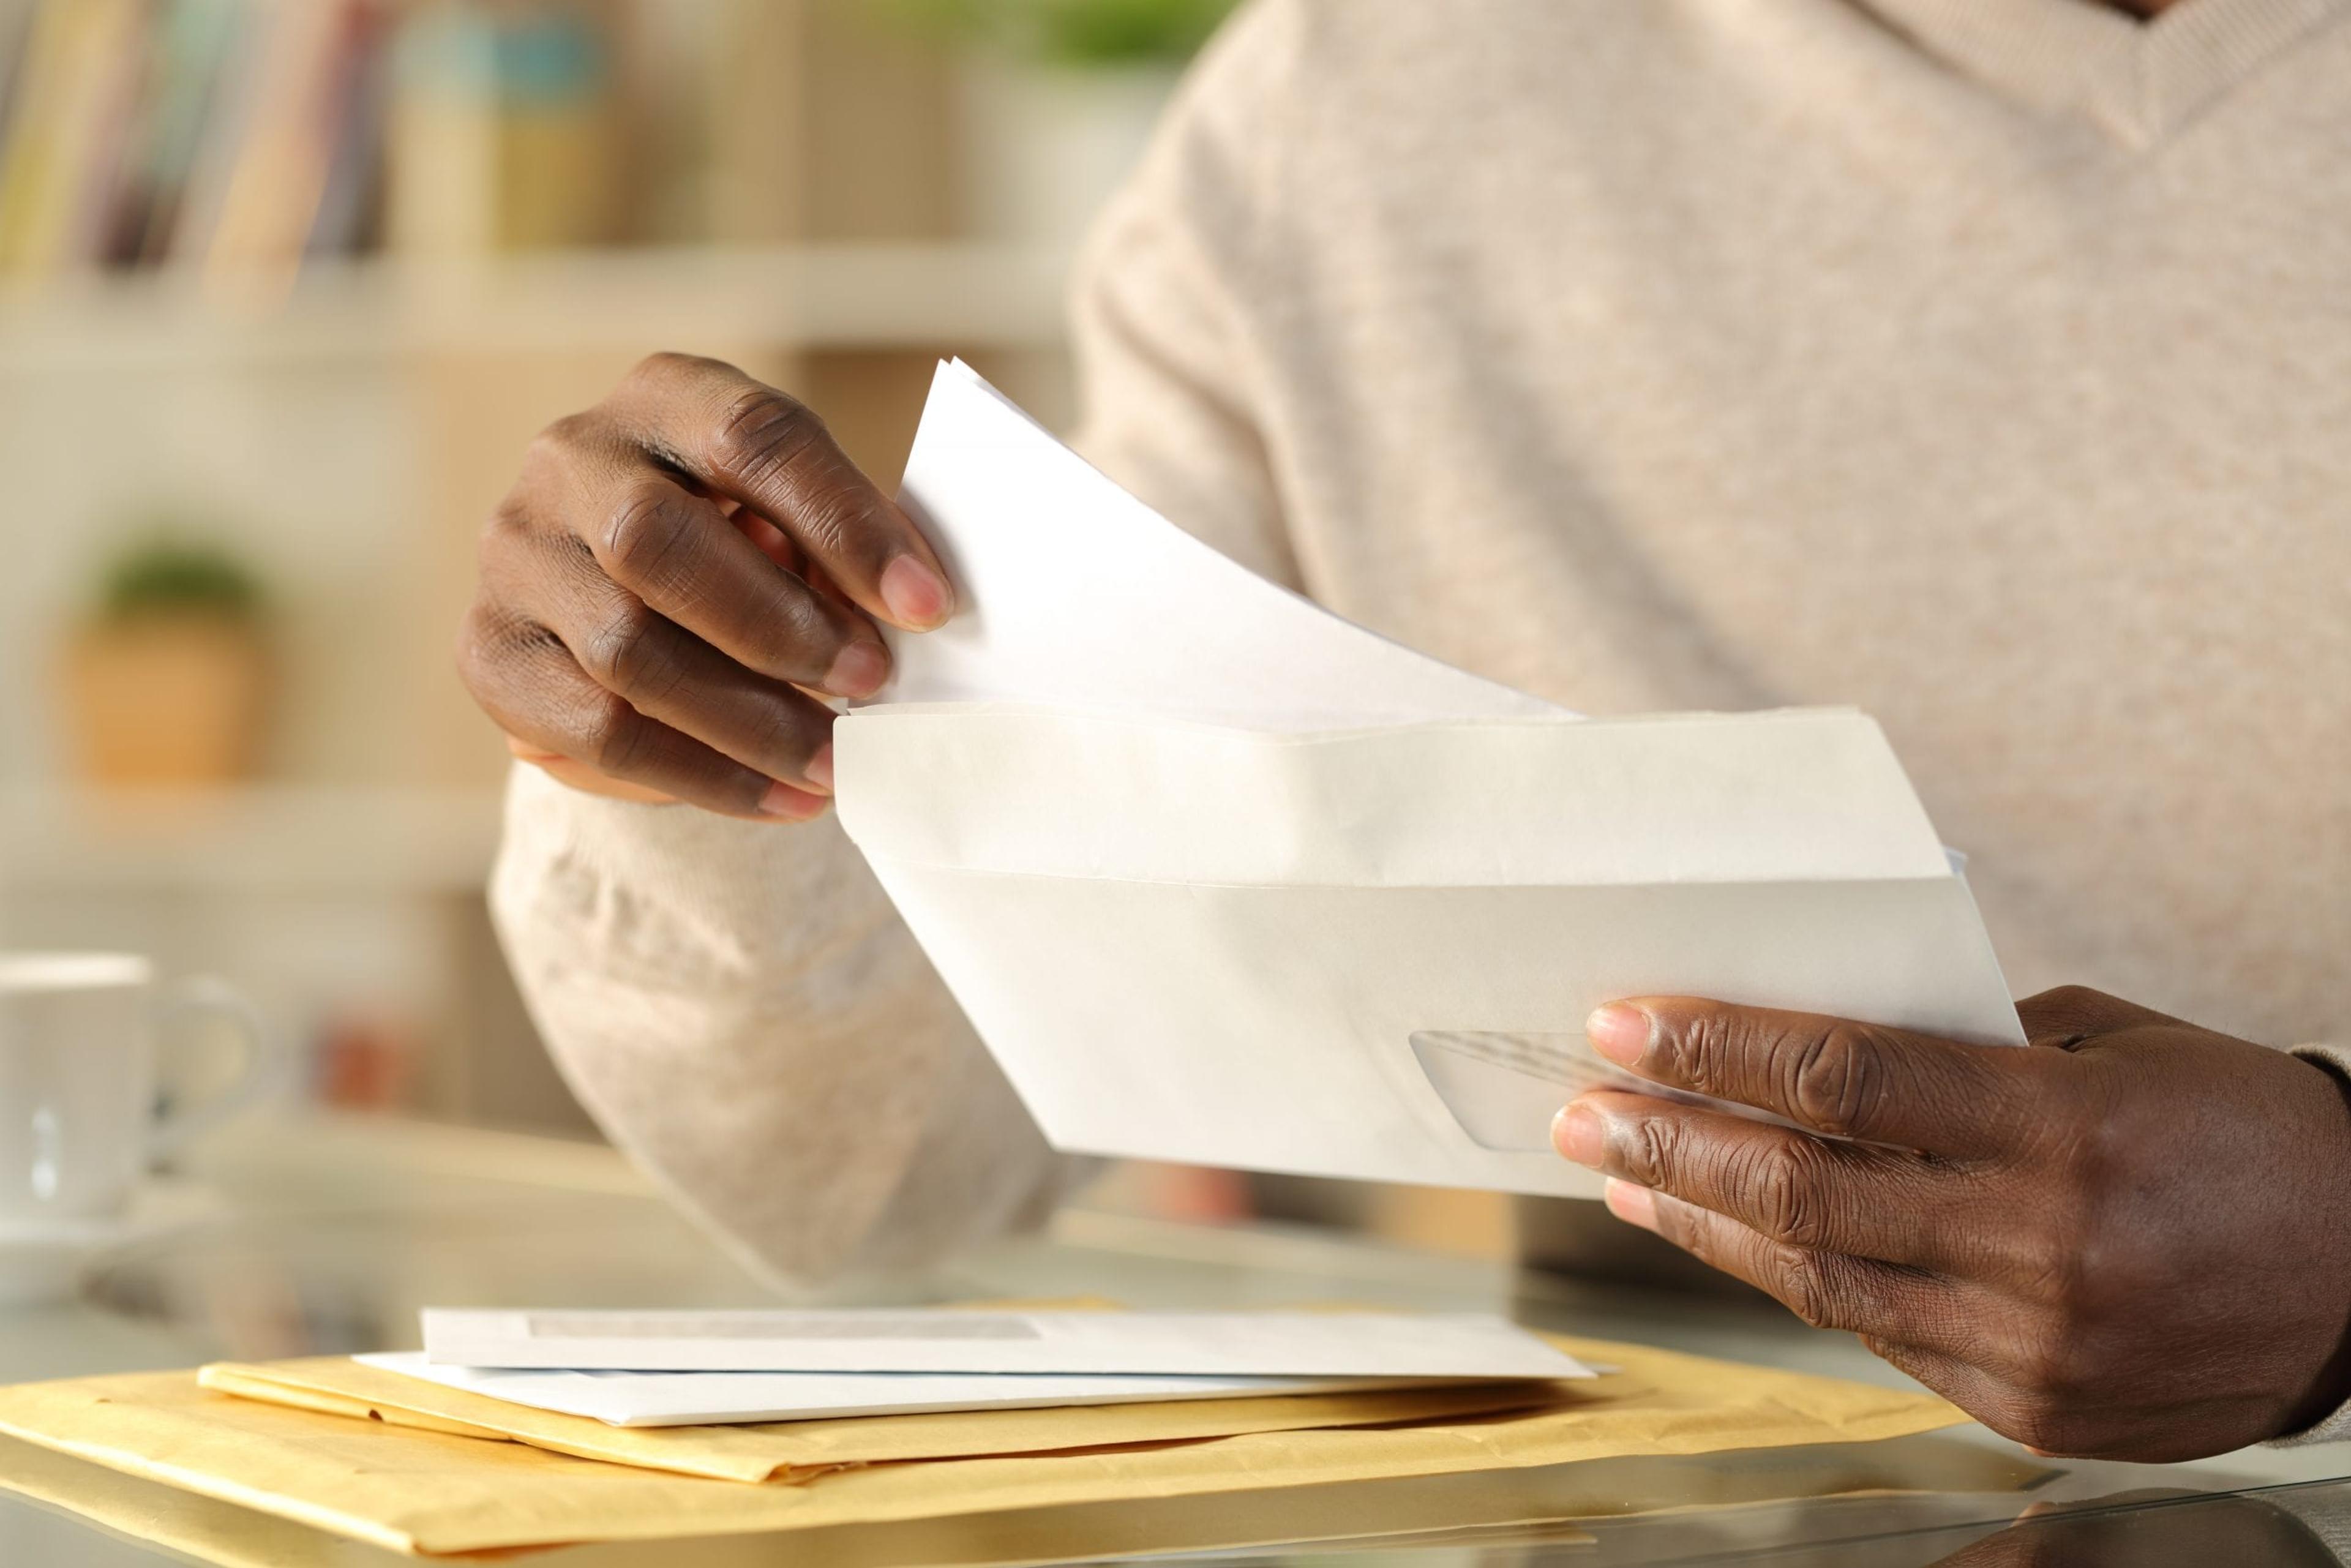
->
1553, 986, 2351, 1460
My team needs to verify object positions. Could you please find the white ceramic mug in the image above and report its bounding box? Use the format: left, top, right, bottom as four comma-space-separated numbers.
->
0, 953, 277, 1226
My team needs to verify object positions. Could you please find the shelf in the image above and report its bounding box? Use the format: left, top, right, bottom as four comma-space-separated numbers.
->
0, 784, 505, 894
0, 243, 1074, 374
186, 1111, 648, 1202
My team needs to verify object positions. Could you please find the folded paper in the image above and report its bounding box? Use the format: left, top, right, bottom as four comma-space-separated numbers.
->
0, 1336, 1968, 1555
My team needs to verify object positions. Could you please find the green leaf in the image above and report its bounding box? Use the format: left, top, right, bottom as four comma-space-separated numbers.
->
878, 0, 1239, 66
97, 534, 264, 623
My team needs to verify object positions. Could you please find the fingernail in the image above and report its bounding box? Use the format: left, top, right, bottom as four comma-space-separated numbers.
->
823, 640, 888, 700
1551, 1103, 1605, 1167
1603, 1178, 1658, 1231
758, 781, 829, 821
1587, 1003, 1653, 1067
801, 743, 834, 795
879, 555, 953, 630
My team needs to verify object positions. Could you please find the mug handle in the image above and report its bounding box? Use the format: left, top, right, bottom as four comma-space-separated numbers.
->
151, 976, 282, 1160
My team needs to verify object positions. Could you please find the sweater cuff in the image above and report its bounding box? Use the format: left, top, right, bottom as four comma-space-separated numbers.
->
2268, 1044, 2351, 1446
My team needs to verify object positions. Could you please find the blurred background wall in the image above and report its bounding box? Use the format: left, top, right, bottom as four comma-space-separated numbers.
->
0, 0, 1512, 1262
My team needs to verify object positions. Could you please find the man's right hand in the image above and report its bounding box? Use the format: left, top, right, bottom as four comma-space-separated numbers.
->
457, 353, 954, 821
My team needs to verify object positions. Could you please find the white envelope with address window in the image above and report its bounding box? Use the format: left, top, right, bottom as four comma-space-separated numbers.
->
833, 361, 2023, 1200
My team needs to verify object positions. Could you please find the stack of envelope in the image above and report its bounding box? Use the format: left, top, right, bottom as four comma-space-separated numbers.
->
0, 1305, 1992, 1557
378, 1305, 1597, 1425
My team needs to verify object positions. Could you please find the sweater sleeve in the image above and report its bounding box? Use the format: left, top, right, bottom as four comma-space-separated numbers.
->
1065, 0, 1303, 587
486, 2, 1310, 1289
489, 763, 1082, 1292
2267, 1043, 2351, 1445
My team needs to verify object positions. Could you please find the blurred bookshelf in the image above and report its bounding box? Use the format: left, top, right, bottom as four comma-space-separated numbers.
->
0, 241, 1069, 368
0, 0, 1485, 1255
0, 0, 975, 277
0, 0, 1100, 1136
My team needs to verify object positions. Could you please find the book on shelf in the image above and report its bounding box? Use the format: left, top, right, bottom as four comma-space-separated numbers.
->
111, 0, 244, 267
198, 0, 379, 291
0, 0, 717, 291
0, 0, 144, 277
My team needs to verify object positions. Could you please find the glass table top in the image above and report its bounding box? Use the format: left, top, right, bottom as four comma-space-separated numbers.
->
4, 1114, 2349, 1567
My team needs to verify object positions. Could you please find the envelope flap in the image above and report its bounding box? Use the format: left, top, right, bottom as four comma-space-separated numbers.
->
837, 705, 1954, 887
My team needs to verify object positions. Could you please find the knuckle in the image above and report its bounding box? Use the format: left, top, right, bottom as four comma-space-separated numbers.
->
2015, 984, 2121, 1042
602, 482, 700, 588
2003, 1390, 2095, 1457
522, 412, 578, 461
578, 690, 651, 776
578, 599, 671, 698
481, 489, 534, 551
452, 602, 505, 696
2045, 1220, 2134, 1329
754, 577, 841, 661
2033, 984, 2107, 1013
1658, 1010, 1735, 1097
518, 413, 599, 492
454, 602, 550, 691
791, 484, 888, 562
1672, 1218, 1734, 1281
1749, 1139, 1834, 1249
1618, 1115, 1682, 1189
1785, 1023, 1881, 1138
2008, 1221, 2089, 1313
627, 350, 715, 392
749, 702, 824, 766
710, 387, 823, 492
2011, 1299, 2140, 1411
2015, 1338, 2091, 1405
2029, 1123, 2126, 1280
1774, 1248, 1839, 1329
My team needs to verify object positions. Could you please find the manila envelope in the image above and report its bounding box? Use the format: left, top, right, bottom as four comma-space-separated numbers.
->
0, 1335, 1970, 1556
195, 1356, 1549, 1481
0, 1424, 2053, 1568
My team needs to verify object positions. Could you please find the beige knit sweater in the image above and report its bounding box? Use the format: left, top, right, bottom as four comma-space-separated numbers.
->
492, 0, 2351, 1310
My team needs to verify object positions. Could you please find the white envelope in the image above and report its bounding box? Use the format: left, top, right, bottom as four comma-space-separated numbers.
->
355, 1352, 1469, 1428
419, 1308, 1591, 1380
834, 363, 2022, 1201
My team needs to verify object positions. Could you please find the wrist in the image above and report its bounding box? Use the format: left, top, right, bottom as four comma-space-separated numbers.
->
2277, 1047, 2351, 1439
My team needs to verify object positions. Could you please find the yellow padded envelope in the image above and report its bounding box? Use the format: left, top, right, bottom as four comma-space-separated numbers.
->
194, 1357, 1547, 1481
0, 1423, 2051, 1568
0, 1337, 1967, 1556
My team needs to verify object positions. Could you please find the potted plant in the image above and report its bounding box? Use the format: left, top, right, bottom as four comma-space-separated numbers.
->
62, 532, 271, 787
898, 0, 1240, 253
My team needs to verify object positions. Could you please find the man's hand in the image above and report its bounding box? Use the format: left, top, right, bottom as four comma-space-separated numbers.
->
1552, 986, 2351, 1460
457, 353, 955, 820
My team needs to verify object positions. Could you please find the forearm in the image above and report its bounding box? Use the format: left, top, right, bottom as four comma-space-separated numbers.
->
488, 764, 1081, 1290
